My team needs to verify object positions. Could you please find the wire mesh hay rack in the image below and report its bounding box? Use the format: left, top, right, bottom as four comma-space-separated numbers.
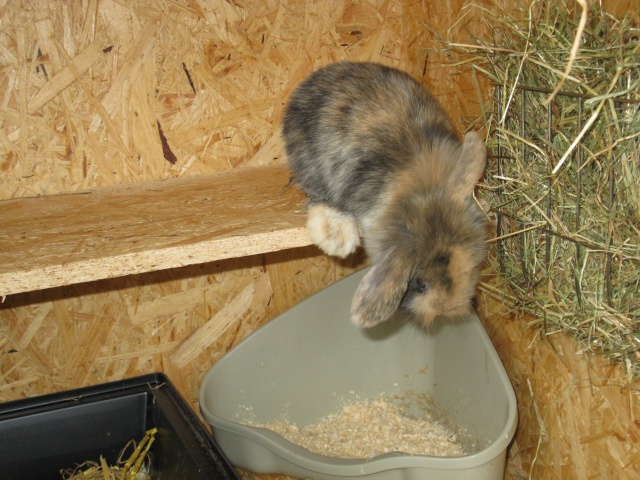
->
438, 1, 640, 378
488, 83, 639, 378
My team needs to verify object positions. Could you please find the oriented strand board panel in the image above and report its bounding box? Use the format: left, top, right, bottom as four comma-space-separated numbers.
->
0, 246, 364, 404
0, 0, 438, 200
0, 164, 310, 295
478, 285, 640, 480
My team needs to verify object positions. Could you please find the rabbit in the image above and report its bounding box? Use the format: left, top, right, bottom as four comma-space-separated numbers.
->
282, 62, 488, 328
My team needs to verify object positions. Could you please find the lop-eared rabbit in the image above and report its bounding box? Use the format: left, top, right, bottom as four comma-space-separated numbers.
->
283, 62, 488, 328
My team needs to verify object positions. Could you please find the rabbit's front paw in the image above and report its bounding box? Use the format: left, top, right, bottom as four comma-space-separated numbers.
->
307, 204, 360, 258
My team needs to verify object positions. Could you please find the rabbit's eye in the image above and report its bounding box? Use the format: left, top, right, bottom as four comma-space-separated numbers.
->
408, 278, 429, 294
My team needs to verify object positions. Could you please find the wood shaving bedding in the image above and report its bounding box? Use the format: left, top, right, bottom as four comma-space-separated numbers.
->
248, 397, 465, 459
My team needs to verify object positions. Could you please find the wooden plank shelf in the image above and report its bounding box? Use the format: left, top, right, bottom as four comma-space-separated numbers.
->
0, 164, 311, 296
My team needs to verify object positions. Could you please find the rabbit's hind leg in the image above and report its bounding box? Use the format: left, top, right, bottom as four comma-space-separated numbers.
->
306, 204, 361, 258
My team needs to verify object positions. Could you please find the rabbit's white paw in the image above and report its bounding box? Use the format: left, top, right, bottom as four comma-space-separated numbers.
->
307, 204, 360, 258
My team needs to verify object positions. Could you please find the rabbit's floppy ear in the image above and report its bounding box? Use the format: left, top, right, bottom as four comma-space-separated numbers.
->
351, 250, 412, 328
450, 131, 486, 201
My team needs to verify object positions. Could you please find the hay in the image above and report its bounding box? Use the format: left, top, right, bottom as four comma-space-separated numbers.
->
437, 1, 640, 378
61, 428, 156, 480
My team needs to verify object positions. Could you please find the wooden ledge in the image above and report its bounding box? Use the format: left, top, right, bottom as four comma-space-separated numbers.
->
0, 164, 311, 296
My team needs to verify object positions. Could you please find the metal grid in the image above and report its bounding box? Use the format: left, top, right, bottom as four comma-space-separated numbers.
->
492, 84, 638, 309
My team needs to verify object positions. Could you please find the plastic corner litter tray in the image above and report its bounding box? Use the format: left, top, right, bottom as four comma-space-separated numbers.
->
200, 267, 517, 480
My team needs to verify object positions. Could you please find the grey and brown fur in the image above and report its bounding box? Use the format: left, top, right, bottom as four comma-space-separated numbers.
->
283, 62, 488, 328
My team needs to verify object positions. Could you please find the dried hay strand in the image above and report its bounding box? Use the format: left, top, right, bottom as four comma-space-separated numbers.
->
61, 428, 156, 480
438, 1, 640, 378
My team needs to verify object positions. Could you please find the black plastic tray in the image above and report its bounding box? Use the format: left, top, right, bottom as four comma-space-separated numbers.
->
0, 372, 240, 480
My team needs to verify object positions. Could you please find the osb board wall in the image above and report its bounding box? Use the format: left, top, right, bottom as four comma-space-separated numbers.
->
0, 246, 364, 401
1, 1, 638, 480
0, 0, 470, 447
0, 0, 485, 404
478, 288, 640, 479
0, 0, 481, 200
